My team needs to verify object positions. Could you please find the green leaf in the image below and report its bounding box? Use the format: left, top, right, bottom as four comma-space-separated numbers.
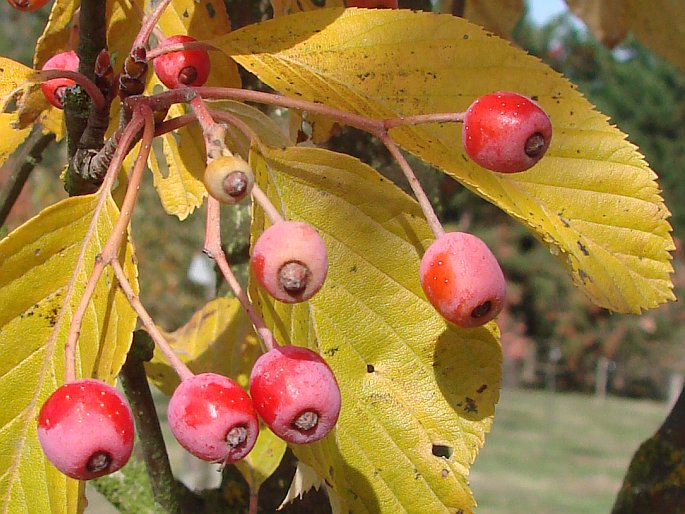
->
249, 145, 502, 513
145, 298, 287, 489
214, 8, 675, 313
0, 194, 138, 514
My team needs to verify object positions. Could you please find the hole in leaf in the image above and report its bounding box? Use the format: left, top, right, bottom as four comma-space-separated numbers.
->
432, 444, 453, 460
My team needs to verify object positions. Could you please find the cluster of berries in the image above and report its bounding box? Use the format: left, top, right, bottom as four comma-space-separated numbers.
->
34, 17, 552, 482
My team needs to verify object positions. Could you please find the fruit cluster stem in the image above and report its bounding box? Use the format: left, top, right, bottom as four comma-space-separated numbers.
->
380, 134, 445, 239
204, 197, 278, 352
111, 260, 194, 382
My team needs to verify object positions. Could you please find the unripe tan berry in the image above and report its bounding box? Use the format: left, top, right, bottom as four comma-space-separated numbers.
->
203, 155, 254, 205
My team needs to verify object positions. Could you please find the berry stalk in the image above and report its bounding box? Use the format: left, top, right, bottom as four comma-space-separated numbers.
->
111, 259, 194, 382
380, 134, 446, 239
203, 197, 279, 352
34, 69, 106, 110
64, 106, 154, 382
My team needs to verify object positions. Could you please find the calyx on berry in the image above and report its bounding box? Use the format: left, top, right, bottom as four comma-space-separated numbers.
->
462, 91, 552, 173
250, 345, 341, 444
251, 221, 328, 303
40, 50, 80, 109
167, 373, 259, 463
203, 155, 254, 205
420, 232, 506, 328
153, 35, 211, 89
37, 378, 135, 480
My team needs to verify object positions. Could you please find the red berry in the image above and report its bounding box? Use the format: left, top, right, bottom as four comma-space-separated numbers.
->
420, 232, 505, 328
250, 346, 341, 444
153, 35, 211, 89
167, 373, 259, 463
251, 221, 328, 303
6, 0, 50, 11
462, 91, 552, 173
37, 379, 134, 480
347, 0, 398, 7
40, 51, 80, 109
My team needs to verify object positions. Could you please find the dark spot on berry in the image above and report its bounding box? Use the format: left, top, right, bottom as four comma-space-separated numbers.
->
226, 425, 248, 448
524, 132, 546, 158
205, 2, 216, 17
279, 261, 310, 296
471, 301, 492, 319
87, 451, 112, 473
476, 384, 487, 394
293, 411, 318, 432
367, 364, 375, 373
223, 170, 248, 198
431, 444, 453, 459
178, 66, 198, 86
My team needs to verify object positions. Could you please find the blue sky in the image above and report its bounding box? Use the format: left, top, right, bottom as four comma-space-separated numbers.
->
527, 0, 568, 25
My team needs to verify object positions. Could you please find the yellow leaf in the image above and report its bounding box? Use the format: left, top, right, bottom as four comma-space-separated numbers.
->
0, 194, 138, 514
106, 0, 144, 70
566, 0, 628, 48
33, 0, 79, 69
0, 57, 34, 109
250, 145, 502, 513
271, 0, 344, 17
147, 104, 208, 220
215, 9, 675, 313
0, 113, 31, 167
145, 297, 287, 489
624, 0, 685, 70
464, 0, 524, 39
213, 100, 293, 155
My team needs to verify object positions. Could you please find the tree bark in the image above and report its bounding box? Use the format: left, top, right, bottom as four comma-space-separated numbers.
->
611, 384, 685, 513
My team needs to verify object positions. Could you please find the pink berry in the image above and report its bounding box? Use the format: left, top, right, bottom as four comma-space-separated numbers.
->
153, 35, 211, 89
167, 373, 259, 463
6, 0, 51, 11
37, 379, 134, 480
462, 91, 552, 173
251, 221, 328, 303
249, 345, 341, 444
420, 232, 505, 328
40, 51, 80, 109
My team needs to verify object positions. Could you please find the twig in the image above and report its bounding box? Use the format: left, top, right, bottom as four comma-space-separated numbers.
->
0, 130, 54, 228
120, 332, 182, 514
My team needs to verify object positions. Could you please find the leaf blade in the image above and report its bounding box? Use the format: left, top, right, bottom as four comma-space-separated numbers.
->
0, 194, 138, 514
214, 8, 674, 313
249, 145, 501, 513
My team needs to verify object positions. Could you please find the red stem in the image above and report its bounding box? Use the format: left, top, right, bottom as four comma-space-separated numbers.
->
133, 0, 174, 48
204, 197, 278, 352
33, 69, 106, 110
111, 260, 194, 382
380, 134, 445, 239
64, 106, 154, 382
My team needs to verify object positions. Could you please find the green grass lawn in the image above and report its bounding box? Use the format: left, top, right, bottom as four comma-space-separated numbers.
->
469, 389, 670, 514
